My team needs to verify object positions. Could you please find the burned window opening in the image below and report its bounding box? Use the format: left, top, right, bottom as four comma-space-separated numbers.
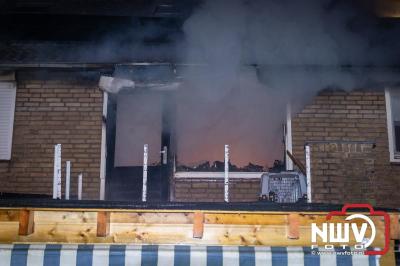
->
175, 160, 285, 173
104, 73, 289, 201
386, 89, 400, 162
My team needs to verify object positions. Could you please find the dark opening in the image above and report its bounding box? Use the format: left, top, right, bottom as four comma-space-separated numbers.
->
395, 121, 400, 152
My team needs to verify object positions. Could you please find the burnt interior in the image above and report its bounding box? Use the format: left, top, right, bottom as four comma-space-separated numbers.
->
104, 63, 290, 201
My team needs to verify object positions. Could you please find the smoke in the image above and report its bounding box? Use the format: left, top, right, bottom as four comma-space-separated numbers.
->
174, 0, 400, 167
112, 0, 400, 168
176, 68, 287, 167
182, 0, 400, 66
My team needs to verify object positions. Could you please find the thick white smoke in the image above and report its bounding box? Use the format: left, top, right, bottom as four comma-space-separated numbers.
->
174, 0, 400, 168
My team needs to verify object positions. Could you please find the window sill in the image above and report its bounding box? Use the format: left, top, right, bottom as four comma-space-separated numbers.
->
174, 171, 265, 179
390, 156, 400, 164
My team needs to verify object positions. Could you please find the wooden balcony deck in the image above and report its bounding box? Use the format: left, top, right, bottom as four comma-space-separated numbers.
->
0, 200, 398, 265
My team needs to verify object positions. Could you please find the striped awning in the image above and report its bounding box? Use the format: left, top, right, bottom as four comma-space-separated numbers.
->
0, 244, 380, 266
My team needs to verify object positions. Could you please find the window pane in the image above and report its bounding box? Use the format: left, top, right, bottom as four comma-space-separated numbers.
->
395, 122, 400, 152
391, 91, 400, 121
391, 91, 400, 153
0, 83, 16, 160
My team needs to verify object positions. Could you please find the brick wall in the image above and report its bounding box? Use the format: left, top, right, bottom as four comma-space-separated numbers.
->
173, 178, 260, 202
0, 78, 103, 199
292, 90, 400, 208
3, 79, 398, 207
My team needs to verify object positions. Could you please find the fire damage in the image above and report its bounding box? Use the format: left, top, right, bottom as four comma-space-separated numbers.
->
176, 160, 285, 172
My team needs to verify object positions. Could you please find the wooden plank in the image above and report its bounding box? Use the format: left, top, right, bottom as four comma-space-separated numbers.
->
111, 212, 193, 224
3, 223, 385, 247
380, 240, 395, 266
205, 213, 376, 226
35, 211, 96, 223
390, 214, 399, 240
193, 212, 204, 239
97, 211, 110, 237
206, 213, 287, 225
0, 210, 19, 222
18, 210, 34, 236
0, 222, 18, 243
0, 208, 391, 246
287, 213, 300, 239
28, 211, 388, 228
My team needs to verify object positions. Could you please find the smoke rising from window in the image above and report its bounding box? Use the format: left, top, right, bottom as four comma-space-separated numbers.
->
174, 0, 400, 167
111, 0, 400, 168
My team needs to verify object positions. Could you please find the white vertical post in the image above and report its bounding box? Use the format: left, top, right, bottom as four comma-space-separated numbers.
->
78, 173, 83, 200
142, 144, 148, 202
99, 91, 108, 200
385, 89, 396, 162
53, 144, 62, 199
305, 145, 312, 203
224, 144, 229, 203
65, 161, 71, 200
162, 146, 168, 165
285, 103, 293, 170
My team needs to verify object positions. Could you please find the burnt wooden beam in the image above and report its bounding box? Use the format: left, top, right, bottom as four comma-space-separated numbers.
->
97, 211, 110, 237
287, 213, 300, 239
286, 150, 306, 175
18, 209, 34, 236
193, 212, 204, 239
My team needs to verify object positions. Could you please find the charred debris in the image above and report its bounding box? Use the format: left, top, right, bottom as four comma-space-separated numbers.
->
176, 160, 284, 172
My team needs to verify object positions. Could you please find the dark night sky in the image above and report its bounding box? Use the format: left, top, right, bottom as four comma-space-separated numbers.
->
0, 0, 398, 64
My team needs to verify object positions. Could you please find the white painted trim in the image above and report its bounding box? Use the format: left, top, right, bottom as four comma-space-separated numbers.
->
142, 144, 148, 202
224, 145, 229, 202
99, 91, 108, 200
65, 161, 71, 200
0, 82, 16, 160
285, 103, 293, 170
174, 171, 264, 179
385, 89, 400, 163
78, 173, 82, 200
305, 145, 312, 203
53, 144, 62, 199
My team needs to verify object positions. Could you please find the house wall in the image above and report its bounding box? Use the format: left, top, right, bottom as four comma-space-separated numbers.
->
2, 76, 398, 207
0, 77, 103, 199
292, 90, 400, 208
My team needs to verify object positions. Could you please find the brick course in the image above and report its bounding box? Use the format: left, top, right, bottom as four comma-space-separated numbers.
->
174, 178, 260, 202
0, 79, 103, 199
2, 81, 399, 207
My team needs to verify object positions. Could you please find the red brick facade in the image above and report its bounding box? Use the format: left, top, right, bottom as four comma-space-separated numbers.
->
292, 90, 400, 208
0, 78, 103, 199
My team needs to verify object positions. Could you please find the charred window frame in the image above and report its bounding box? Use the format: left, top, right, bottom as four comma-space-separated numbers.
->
385, 89, 400, 162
